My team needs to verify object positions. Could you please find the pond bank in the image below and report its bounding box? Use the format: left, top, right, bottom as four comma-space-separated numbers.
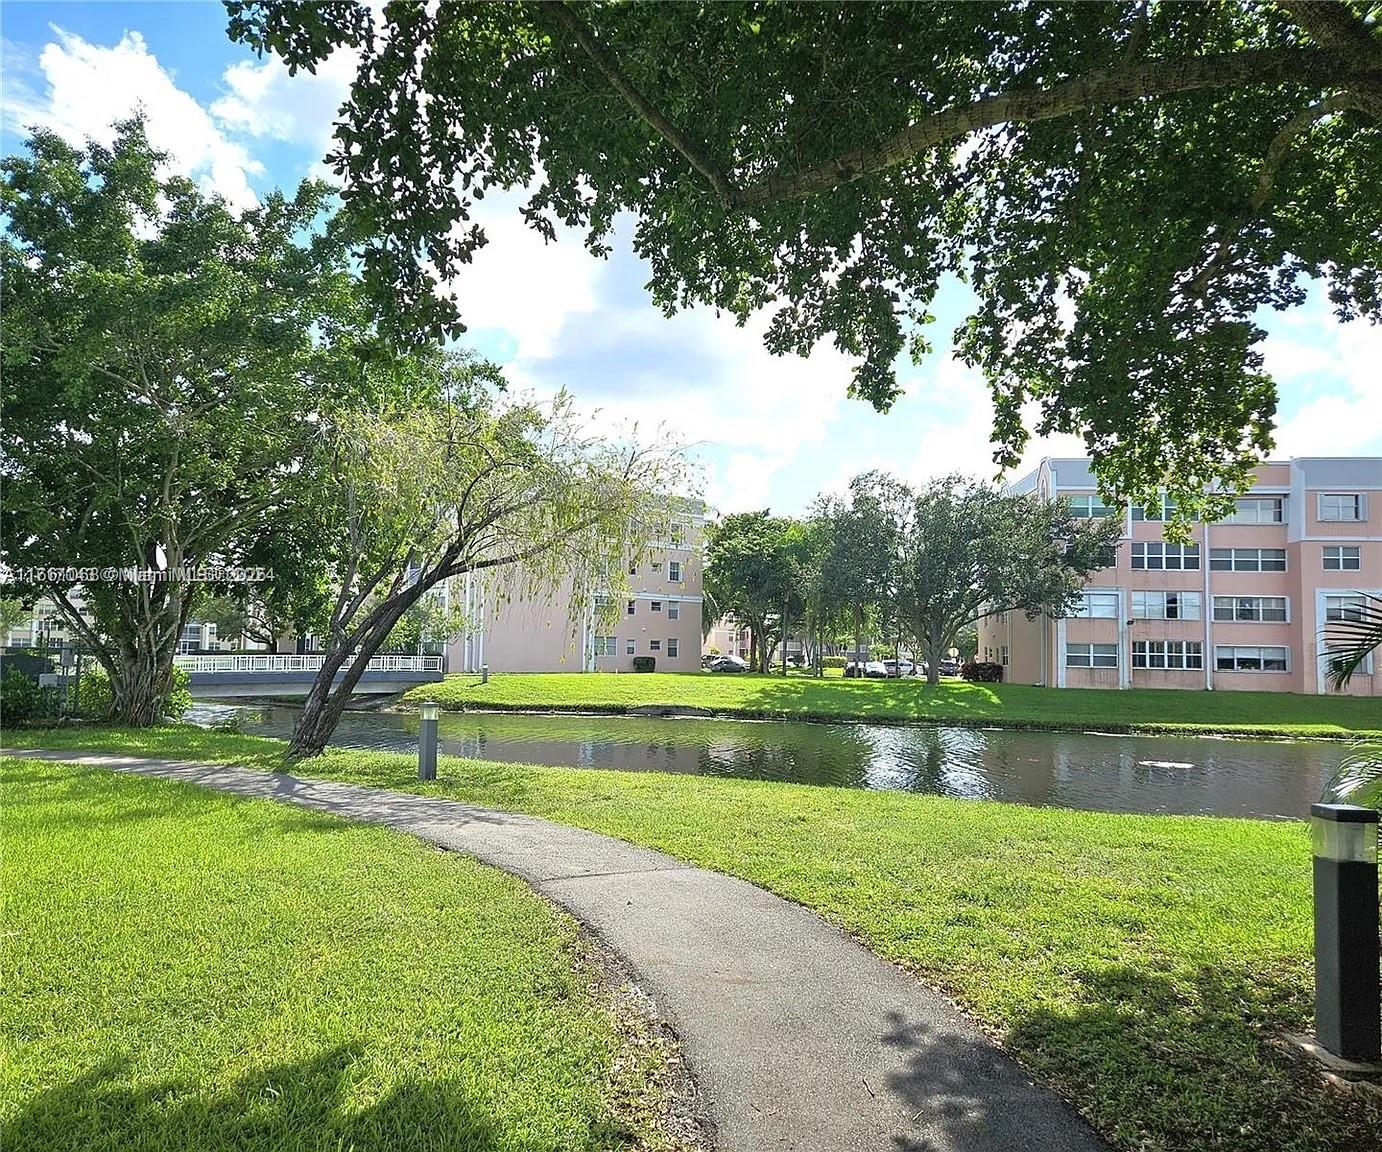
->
401, 671, 1382, 741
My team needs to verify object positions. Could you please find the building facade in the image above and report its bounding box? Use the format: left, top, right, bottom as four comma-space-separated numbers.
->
704, 615, 753, 662
445, 511, 705, 674
979, 457, 1381, 695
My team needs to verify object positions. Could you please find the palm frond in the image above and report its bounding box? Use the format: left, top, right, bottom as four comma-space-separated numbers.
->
1321, 739, 1382, 809
1323, 592, 1382, 690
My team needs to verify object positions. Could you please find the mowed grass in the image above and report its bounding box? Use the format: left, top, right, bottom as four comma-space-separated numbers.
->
404, 671, 1382, 738
0, 757, 687, 1152
14, 726, 1382, 1152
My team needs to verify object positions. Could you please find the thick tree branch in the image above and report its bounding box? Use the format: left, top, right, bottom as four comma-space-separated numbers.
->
537, 0, 735, 205
739, 47, 1368, 204
1276, 0, 1382, 118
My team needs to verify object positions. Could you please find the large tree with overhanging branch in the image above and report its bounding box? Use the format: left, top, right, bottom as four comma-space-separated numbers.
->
226, 0, 1382, 523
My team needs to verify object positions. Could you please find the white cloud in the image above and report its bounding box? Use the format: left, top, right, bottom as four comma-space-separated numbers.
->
1268, 312, 1382, 458
5, 28, 264, 210
211, 48, 357, 158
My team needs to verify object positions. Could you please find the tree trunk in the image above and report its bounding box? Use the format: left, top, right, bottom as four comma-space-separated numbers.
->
110, 651, 171, 725
781, 596, 789, 676
288, 581, 430, 757
925, 624, 943, 686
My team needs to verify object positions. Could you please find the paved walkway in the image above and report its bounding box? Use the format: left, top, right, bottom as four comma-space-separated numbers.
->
16, 750, 1108, 1152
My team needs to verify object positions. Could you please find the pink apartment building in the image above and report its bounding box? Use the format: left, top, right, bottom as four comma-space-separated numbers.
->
978, 457, 1382, 695
444, 511, 705, 673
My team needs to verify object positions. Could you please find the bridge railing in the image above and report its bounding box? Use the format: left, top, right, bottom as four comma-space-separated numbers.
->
173, 653, 444, 676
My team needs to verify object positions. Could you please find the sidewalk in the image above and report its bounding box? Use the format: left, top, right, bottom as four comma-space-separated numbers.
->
15, 750, 1108, 1152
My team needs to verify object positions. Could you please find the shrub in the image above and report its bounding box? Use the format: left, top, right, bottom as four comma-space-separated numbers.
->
820, 655, 847, 669
706, 646, 720, 656
0, 667, 60, 725
77, 663, 191, 720
960, 661, 1004, 683
631, 656, 656, 673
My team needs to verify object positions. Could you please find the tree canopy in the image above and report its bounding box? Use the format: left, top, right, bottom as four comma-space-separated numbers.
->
226, 0, 1382, 521
0, 119, 359, 724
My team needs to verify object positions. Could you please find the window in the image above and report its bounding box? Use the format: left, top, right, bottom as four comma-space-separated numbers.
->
1222, 497, 1284, 524
1209, 548, 1287, 572
667, 638, 679, 658
1066, 643, 1118, 668
1000, 645, 1009, 666
668, 561, 682, 582
1323, 545, 1362, 571
627, 599, 636, 615
669, 524, 684, 545
1319, 493, 1364, 522
668, 602, 680, 620
652, 562, 663, 573
593, 635, 617, 657
1068, 494, 1114, 519
1325, 595, 1367, 623
1212, 595, 1288, 623
1215, 645, 1289, 672
1131, 542, 1200, 570
1133, 640, 1203, 669
1132, 591, 1201, 620
649, 640, 662, 652
1131, 496, 1198, 522
1072, 591, 1119, 618
625, 639, 636, 655
651, 600, 662, 613
628, 562, 637, 575
1092, 544, 1119, 569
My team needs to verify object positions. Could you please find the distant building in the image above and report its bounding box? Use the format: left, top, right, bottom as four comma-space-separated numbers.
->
445, 507, 705, 673
704, 615, 753, 662
978, 457, 1381, 695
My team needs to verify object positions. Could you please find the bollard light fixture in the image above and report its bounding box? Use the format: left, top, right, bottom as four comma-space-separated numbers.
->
417, 701, 440, 781
1311, 802, 1380, 1063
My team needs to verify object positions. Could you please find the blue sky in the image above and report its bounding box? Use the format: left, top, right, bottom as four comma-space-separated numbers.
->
4, 2, 1379, 513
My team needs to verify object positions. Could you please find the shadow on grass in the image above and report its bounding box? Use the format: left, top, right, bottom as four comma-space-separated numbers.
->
924, 962, 1382, 1152
3, 1044, 600, 1152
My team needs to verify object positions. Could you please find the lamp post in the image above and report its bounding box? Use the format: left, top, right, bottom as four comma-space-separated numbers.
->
417, 701, 440, 782
1311, 803, 1380, 1062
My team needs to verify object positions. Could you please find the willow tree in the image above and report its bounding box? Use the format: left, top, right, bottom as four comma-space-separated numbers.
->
226, 0, 1382, 523
0, 119, 358, 725
287, 353, 685, 756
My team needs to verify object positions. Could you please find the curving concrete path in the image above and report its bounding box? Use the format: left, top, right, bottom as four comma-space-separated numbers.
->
14, 750, 1108, 1152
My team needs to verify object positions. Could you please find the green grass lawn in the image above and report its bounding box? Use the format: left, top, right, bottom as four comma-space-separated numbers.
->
403, 671, 1382, 738
0, 757, 690, 1152
12, 725, 1382, 1152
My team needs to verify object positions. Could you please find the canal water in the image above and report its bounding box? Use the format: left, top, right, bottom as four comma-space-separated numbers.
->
186, 701, 1351, 821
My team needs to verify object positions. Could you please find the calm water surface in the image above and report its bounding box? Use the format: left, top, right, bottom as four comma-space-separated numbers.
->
186, 701, 1350, 821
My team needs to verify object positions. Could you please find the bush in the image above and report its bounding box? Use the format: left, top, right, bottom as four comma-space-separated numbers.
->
77, 663, 191, 720
960, 661, 1004, 683
631, 656, 656, 673
821, 655, 847, 669
0, 667, 60, 725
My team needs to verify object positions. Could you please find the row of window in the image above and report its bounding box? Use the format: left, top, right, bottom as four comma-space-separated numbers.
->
593, 636, 681, 658
628, 560, 684, 581
626, 599, 680, 619
1066, 642, 1291, 672
1068, 493, 1367, 524
1118, 544, 1362, 572
1074, 592, 1364, 623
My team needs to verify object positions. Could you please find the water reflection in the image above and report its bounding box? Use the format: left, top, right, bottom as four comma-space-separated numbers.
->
186, 702, 1345, 821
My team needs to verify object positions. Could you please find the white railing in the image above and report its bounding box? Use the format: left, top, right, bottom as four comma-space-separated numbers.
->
174, 653, 444, 676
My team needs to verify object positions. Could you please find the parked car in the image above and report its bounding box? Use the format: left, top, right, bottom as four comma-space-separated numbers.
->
707, 654, 750, 673
939, 659, 960, 677
843, 660, 889, 679
883, 659, 922, 678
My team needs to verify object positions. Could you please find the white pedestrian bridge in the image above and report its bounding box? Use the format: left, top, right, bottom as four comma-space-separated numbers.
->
173, 653, 444, 698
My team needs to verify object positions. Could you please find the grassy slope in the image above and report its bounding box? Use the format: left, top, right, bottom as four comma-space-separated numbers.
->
404, 672, 1382, 738
12, 726, 1381, 1152
0, 757, 686, 1152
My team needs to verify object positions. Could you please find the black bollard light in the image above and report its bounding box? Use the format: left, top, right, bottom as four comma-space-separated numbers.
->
481, 663, 489, 685
1311, 802, 1380, 1063
418, 701, 440, 782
